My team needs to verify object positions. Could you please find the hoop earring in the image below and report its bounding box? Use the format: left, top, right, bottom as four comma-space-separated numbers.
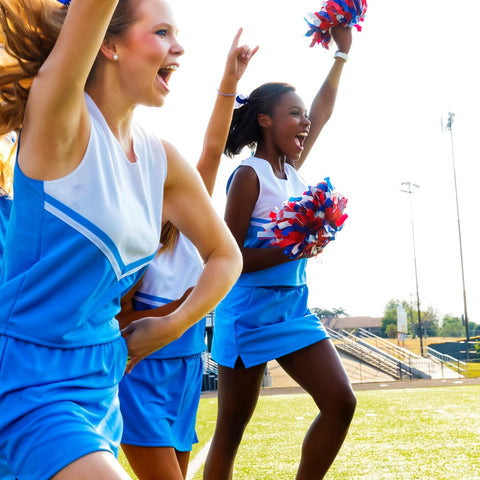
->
112, 54, 119, 61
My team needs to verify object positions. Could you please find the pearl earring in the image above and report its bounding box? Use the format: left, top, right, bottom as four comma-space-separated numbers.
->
113, 54, 119, 61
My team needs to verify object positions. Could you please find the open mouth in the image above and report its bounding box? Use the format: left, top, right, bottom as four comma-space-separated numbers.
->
295, 132, 308, 149
157, 65, 178, 86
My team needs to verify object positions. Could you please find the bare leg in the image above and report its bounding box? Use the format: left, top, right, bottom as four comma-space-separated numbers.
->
176, 450, 191, 479
52, 451, 131, 480
203, 362, 266, 480
121, 444, 184, 480
277, 340, 357, 480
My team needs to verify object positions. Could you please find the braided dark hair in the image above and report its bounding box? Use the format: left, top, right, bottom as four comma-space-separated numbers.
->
224, 82, 295, 158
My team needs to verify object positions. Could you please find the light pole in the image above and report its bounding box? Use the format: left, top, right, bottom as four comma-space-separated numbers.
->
441, 112, 470, 360
400, 181, 424, 356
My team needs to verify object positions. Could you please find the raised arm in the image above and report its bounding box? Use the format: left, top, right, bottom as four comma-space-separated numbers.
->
19, 0, 119, 180
295, 26, 353, 169
197, 28, 258, 195
117, 29, 256, 326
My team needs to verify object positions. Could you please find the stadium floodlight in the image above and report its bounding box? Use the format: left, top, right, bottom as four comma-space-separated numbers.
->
400, 181, 424, 356
441, 112, 470, 360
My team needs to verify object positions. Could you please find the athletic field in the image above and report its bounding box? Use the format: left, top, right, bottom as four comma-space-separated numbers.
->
119, 379, 480, 479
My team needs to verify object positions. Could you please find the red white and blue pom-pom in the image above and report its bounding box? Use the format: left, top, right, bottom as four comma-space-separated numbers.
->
258, 178, 348, 259
305, 0, 367, 49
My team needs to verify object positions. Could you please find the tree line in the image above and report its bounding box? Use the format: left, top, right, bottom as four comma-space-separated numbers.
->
310, 301, 480, 339
381, 299, 480, 339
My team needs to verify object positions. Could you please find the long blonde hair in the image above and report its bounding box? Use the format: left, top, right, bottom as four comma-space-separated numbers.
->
0, 0, 137, 136
159, 220, 179, 255
0, 0, 66, 135
0, 131, 16, 195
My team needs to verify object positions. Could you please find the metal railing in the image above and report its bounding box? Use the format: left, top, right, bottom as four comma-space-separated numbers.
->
427, 346, 468, 377
201, 351, 218, 391
326, 327, 414, 380
352, 328, 463, 379
356, 328, 423, 362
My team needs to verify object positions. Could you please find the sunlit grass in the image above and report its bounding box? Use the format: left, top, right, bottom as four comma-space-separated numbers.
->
120, 385, 480, 479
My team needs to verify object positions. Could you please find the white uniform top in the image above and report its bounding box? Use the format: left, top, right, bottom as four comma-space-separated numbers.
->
133, 233, 207, 358
230, 156, 308, 287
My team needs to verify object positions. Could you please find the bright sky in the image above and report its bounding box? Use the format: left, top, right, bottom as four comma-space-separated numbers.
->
137, 0, 480, 327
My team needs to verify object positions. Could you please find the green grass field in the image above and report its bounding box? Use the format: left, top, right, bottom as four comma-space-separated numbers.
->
119, 384, 480, 479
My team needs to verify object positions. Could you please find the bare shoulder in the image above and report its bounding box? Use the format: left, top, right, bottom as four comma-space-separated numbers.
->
160, 141, 210, 230
226, 164, 260, 214
161, 139, 199, 185
229, 163, 259, 189
18, 91, 90, 180
161, 139, 182, 160
236, 163, 258, 177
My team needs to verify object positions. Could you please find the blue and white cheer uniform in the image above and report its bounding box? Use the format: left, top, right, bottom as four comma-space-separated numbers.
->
119, 233, 206, 451
0, 94, 166, 480
212, 157, 329, 369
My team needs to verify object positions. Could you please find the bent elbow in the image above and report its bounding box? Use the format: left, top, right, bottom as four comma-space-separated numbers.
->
229, 241, 243, 283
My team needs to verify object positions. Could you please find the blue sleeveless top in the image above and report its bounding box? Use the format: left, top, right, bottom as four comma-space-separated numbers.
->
0, 194, 12, 267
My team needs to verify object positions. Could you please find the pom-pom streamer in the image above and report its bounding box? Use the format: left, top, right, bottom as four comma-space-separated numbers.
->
305, 0, 367, 49
258, 178, 348, 259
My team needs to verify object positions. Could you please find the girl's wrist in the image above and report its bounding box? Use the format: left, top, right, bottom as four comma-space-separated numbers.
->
217, 89, 236, 97
334, 51, 348, 62
218, 77, 238, 96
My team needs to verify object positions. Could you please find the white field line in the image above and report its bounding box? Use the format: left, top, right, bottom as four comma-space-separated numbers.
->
186, 438, 212, 480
